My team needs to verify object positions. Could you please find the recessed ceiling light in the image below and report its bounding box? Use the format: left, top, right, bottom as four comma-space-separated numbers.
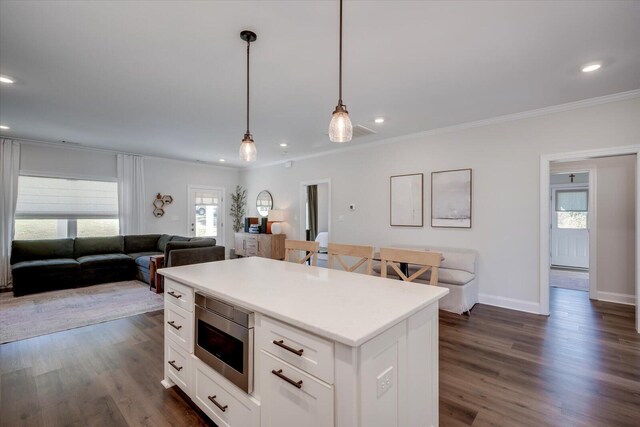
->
581, 63, 602, 73
374, 117, 385, 124
280, 143, 288, 147
219, 158, 225, 162
0, 75, 14, 84
0, 125, 9, 130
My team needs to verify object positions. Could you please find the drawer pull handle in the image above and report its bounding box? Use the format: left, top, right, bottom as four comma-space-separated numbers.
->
168, 360, 183, 371
208, 395, 228, 412
167, 291, 182, 299
167, 320, 182, 330
272, 369, 303, 389
273, 340, 304, 356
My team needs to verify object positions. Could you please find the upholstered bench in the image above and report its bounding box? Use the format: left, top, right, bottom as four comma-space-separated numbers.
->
374, 246, 478, 314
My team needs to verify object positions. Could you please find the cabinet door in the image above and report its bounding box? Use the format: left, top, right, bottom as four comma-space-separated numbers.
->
257, 235, 272, 258
260, 351, 333, 427
234, 234, 246, 256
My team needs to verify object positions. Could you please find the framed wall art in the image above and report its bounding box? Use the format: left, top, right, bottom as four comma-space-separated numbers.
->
390, 173, 424, 227
431, 168, 472, 228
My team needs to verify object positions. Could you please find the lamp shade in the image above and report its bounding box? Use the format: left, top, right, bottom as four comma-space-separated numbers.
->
329, 108, 352, 143
239, 134, 257, 162
268, 209, 285, 222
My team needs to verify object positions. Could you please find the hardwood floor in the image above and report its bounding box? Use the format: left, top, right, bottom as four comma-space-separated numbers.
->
0, 287, 638, 426
440, 288, 640, 426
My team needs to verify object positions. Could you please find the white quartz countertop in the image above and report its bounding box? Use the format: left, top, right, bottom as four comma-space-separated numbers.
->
159, 257, 448, 347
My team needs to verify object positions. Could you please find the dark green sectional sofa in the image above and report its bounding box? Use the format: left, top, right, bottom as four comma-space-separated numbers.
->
10, 234, 224, 296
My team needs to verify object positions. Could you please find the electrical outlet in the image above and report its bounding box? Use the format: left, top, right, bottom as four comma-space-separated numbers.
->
376, 367, 394, 397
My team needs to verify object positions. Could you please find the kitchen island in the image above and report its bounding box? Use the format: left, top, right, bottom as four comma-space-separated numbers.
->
159, 256, 448, 427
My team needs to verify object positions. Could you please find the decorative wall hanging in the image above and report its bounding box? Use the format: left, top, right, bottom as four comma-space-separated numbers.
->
431, 168, 472, 228
390, 173, 423, 227
153, 193, 173, 218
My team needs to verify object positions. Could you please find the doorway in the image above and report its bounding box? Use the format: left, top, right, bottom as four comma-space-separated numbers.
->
540, 147, 639, 334
300, 179, 331, 267
187, 186, 224, 240
550, 172, 591, 294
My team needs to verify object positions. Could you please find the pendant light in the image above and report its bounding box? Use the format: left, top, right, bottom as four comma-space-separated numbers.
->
328, 0, 352, 143
239, 30, 257, 162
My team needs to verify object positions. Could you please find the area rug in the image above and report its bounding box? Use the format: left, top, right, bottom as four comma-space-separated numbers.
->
0, 280, 164, 344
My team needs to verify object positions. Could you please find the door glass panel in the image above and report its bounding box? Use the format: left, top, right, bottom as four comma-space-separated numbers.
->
193, 189, 221, 238
557, 212, 588, 229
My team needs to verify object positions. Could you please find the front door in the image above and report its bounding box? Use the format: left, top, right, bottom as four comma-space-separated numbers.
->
188, 186, 223, 240
551, 187, 589, 268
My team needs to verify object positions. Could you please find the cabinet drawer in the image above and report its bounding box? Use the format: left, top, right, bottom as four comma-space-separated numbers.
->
164, 279, 194, 312
193, 358, 260, 427
165, 303, 193, 352
259, 316, 334, 384
166, 339, 191, 394
260, 351, 333, 427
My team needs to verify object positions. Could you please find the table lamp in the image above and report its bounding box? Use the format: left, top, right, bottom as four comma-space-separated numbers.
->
268, 209, 285, 234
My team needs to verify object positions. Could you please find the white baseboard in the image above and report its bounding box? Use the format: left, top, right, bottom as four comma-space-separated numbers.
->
597, 291, 636, 306
479, 294, 542, 314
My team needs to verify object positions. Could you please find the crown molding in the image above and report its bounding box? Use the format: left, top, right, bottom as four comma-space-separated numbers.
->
244, 89, 640, 171
3, 137, 239, 172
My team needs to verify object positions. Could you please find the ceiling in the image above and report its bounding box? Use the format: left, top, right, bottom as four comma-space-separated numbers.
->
1, 1, 639, 168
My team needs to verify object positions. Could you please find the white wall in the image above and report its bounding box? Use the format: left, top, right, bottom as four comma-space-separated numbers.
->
143, 157, 239, 253
18, 143, 240, 254
241, 97, 640, 312
553, 156, 636, 301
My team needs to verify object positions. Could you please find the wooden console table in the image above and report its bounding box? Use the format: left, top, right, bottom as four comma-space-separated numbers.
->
234, 232, 285, 260
149, 254, 165, 293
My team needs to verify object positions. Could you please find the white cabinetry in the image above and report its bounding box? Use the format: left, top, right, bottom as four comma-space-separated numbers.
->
193, 357, 260, 427
160, 258, 445, 427
260, 351, 333, 427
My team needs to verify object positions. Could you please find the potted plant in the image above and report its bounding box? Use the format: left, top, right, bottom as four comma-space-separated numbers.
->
229, 185, 247, 258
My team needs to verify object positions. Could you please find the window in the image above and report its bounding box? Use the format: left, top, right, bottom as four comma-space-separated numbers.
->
14, 176, 119, 239
555, 189, 588, 229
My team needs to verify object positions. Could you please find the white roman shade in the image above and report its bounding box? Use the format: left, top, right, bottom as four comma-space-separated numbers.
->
15, 176, 119, 219
555, 189, 588, 212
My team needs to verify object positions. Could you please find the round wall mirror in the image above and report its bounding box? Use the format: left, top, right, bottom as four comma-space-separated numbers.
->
256, 190, 273, 217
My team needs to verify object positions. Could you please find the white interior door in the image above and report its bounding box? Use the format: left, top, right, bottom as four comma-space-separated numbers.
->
551, 188, 589, 268
188, 186, 223, 239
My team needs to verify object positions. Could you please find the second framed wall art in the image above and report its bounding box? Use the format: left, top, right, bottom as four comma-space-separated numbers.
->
431, 169, 472, 228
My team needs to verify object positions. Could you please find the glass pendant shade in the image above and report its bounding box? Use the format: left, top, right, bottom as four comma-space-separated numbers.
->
239, 134, 257, 162
329, 105, 352, 143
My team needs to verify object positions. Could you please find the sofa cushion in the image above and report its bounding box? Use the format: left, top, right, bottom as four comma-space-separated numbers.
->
157, 234, 173, 252
124, 235, 161, 254
373, 264, 475, 286
74, 236, 124, 258
77, 253, 134, 269
12, 258, 80, 272
11, 239, 75, 264
427, 248, 477, 274
129, 252, 163, 269
171, 236, 190, 243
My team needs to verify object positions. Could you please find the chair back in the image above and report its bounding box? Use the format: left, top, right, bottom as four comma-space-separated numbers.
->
327, 243, 375, 275
379, 247, 442, 285
285, 239, 320, 266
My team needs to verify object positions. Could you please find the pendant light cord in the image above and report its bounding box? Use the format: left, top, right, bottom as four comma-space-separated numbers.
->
246, 40, 251, 134
338, 0, 343, 105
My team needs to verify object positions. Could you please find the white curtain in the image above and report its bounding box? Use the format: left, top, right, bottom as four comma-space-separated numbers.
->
1, 139, 20, 289
117, 154, 146, 235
